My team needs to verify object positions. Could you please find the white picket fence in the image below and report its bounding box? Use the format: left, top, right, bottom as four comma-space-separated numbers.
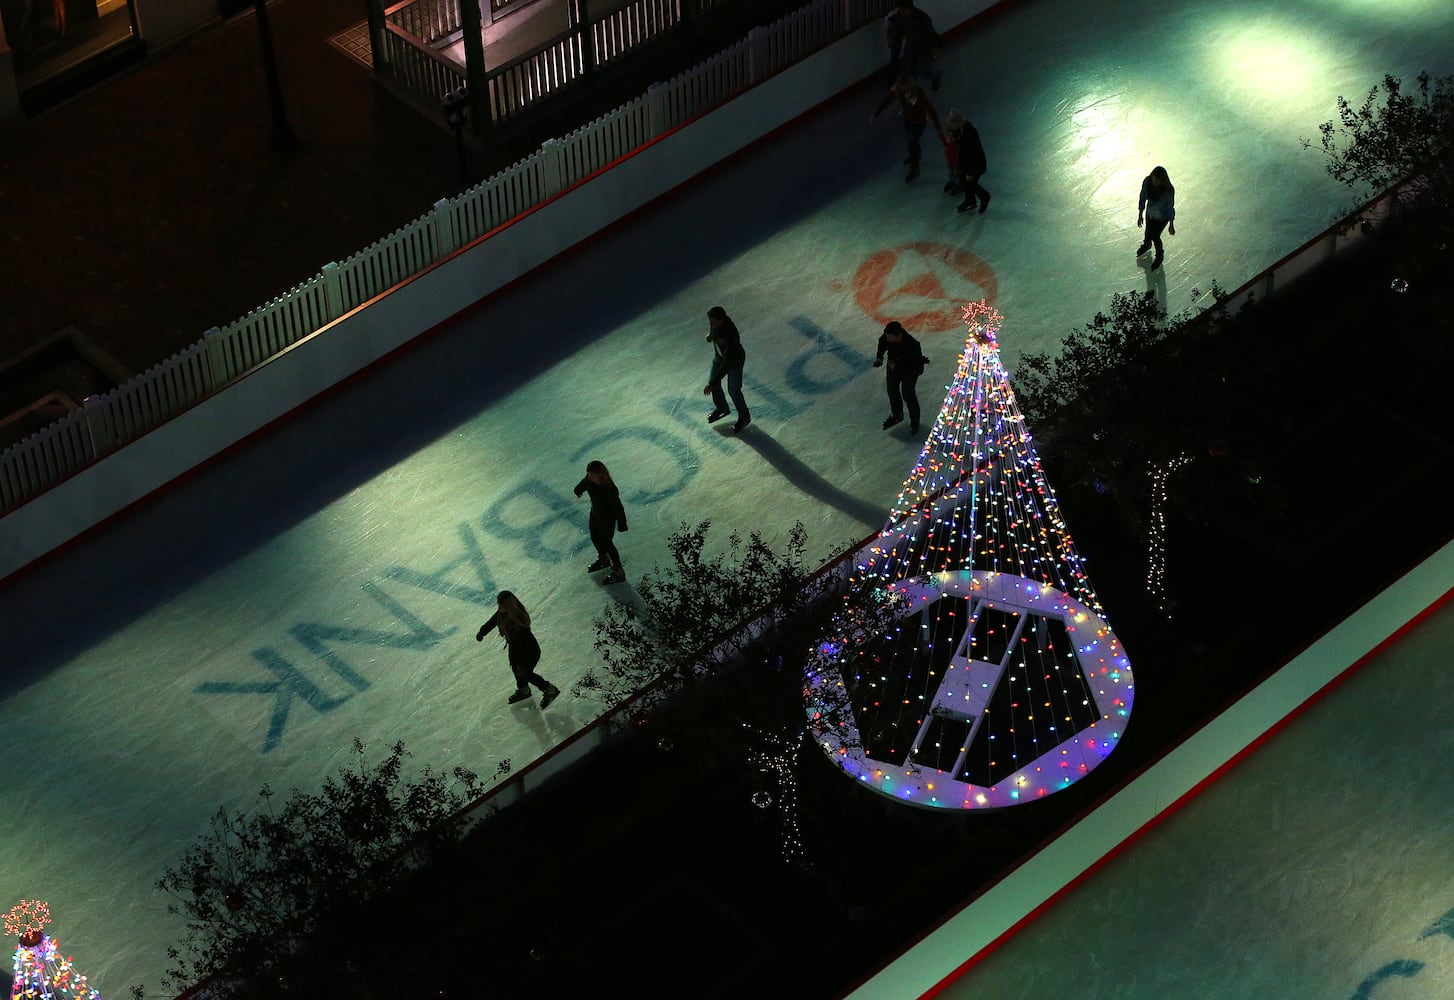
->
0, 0, 896, 516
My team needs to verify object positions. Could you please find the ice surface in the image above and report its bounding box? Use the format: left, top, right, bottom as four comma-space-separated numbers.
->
936, 598, 1454, 1000
3, 0, 1452, 991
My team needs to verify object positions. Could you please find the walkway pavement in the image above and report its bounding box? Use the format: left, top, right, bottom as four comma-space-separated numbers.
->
0, 0, 650, 381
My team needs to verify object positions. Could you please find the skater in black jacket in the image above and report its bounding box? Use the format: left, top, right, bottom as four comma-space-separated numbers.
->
874, 321, 929, 435
476, 591, 560, 708
885, 0, 941, 91
704, 306, 751, 432
946, 110, 991, 214
574, 460, 629, 585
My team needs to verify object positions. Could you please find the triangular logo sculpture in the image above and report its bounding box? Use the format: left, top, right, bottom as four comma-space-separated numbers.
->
804, 302, 1133, 809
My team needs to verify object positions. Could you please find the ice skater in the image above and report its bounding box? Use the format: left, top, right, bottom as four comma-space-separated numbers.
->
945, 111, 990, 214
870, 76, 943, 183
874, 321, 929, 435
885, 0, 941, 92
476, 590, 560, 708
704, 305, 751, 433
574, 459, 629, 585
1136, 165, 1177, 271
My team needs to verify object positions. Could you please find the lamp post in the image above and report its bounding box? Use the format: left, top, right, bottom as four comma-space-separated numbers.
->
253, 0, 296, 149
443, 86, 471, 186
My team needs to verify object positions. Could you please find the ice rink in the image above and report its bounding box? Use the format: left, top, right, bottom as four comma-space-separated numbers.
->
4, 0, 1453, 992
933, 593, 1454, 1000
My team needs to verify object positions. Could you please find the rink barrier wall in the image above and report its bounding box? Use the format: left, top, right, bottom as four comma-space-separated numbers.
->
845, 533, 1454, 1000
0, 0, 993, 583
450, 524, 870, 814
441, 471, 973, 842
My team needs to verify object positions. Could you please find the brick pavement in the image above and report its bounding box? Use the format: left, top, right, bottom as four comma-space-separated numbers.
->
0, 0, 564, 379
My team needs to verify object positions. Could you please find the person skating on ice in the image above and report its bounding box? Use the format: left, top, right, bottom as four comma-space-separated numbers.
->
1136, 165, 1177, 271
945, 110, 991, 214
704, 305, 751, 433
477, 590, 560, 708
871, 76, 943, 183
885, 0, 942, 92
874, 321, 929, 435
574, 459, 629, 585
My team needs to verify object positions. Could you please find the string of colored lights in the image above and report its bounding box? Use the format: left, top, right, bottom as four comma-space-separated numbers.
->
745, 725, 805, 864
803, 301, 1134, 810
1146, 454, 1194, 618
3, 901, 49, 941
8, 902, 102, 1000
859, 301, 1102, 614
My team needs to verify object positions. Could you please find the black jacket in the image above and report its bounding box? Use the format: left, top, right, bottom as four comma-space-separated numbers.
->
478, 613, 541, 667
575, 476, 628, 531
708, 318, 747, 368
886, 5, 938, 55
949, 122, 987, 177
876, 331, 928, 377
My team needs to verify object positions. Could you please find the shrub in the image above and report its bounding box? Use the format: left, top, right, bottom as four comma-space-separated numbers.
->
149, 740, 501, 996
1306, 71, 1454, 209
574, 519, 819, 707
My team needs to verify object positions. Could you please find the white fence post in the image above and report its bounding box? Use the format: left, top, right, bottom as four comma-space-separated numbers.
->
431, 197, 460, 257
203, 326, 232, 388
80, 393, 112, 458
646, 80, 668, 136
321, 261, 345, 318
541, 137, 566, 197
746, 25, 768, 84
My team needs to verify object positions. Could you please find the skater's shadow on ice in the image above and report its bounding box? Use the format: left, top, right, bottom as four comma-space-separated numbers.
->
516, 697, 582, 750
1138, 255, 1169, 307
733, 432, 884, 531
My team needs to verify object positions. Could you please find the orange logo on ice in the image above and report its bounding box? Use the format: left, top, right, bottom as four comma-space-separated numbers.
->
852, 243, 998, 334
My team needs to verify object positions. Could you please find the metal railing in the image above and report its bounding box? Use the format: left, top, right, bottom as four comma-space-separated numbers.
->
0, 0, 895, 518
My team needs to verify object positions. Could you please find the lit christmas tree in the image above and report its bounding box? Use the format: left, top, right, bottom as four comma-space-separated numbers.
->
805, 301, 1135, 809
7, 900, 103, 1000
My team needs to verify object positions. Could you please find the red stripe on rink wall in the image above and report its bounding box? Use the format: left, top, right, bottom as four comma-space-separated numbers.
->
839, 534, 1454, 1000
0, 0, 1004, 587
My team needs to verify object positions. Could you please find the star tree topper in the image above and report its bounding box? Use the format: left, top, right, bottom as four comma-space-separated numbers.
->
5, 900, 51, 943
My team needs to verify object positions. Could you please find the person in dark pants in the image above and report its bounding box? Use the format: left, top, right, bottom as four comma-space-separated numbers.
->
871, 76, 943, 183
705, 305, 751, 433
885, 0, 941, 91
874, 321, 929, 434
946, 110, 991, 214
476, 591, 560, 708
574, 459, 629, 585
1136, 165, 1177, 271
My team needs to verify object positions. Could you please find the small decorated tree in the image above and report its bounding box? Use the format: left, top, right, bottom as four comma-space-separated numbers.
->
7, 899, 103, 999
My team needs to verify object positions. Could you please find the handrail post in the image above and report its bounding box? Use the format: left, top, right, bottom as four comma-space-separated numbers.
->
646, 80, 668, 135
80, 393, 113, 460
431, 198, 460, 256
203, 326, 232, 388
747, 25, 768, 84
541, 137, 565, 197
321, 261, 345, 318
